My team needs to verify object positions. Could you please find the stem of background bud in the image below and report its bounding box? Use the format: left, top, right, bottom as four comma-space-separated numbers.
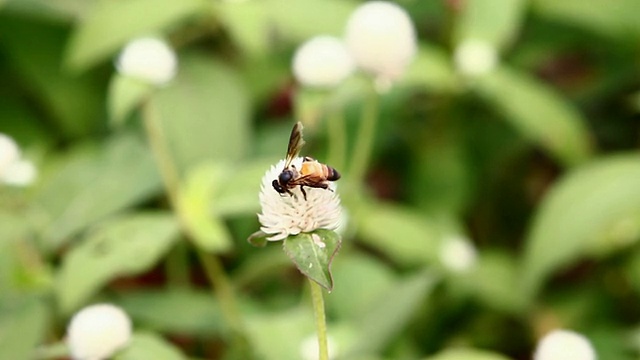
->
326, 107, 346, 171
165, 241, 190, 288
142, 101, 251, 356
309, 278, 329, 360
349, 80, 379, 185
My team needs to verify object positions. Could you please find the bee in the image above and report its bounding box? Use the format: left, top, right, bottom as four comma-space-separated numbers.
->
272, 122, 341, 200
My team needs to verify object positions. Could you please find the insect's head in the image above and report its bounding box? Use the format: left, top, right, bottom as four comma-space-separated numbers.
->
278, 169, 293, 184
272, 179, 285, 194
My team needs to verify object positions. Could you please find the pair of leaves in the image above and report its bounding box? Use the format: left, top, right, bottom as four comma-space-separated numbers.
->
33, 133, 162, 251
56, 212, 179, 313
522, 153, 640, 298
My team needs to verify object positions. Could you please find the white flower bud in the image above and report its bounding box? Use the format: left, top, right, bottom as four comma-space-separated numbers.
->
67, 304, 132, 360
454, 39, 498, 77
258, 157, 342, 241
116, 37, 178, 85
438, 236, 477, 273
534, 329, 597, 360
293, 36, 355, 88
300, 333, 338, 360
345, 1, 417, 83
0, 133, 20, 173
1, 159, 37, 186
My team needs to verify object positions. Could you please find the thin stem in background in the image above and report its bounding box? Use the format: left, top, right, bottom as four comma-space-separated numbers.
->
309, 278, 329, 360
165, 241, 191, 288
326, 108, 347, 172
348, 81, 379, 185
142, 101, 252, 356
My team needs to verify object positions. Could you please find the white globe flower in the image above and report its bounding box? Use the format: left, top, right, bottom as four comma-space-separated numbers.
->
534, 329, 597, 360
116, 37, 178, 85
258, 157, 342, 241
1, 159, 37, 186
293, 36, 355, 88
67, 304, 132, 360
454, 39, 498, 77
0, 133, 20, 174
345, 1, 417, 83
300, 333, 338, 360
438, 236, 477, 273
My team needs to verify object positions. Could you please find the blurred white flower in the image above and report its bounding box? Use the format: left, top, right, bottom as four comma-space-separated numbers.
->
293, 36, 355, 88
438, 236, 477, 273
534, 329, 597, 360
1, 159, 37, 186
67, 303, 132, 360
345, 1, 417, 83
116, 37, 177, 85
454, 39, 498, 77
300, 333, 338, 360
0, 133, 37, 187
258, 157, 342, 241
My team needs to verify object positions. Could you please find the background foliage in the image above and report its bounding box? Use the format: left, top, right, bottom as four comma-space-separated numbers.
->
1, 0, 639, 359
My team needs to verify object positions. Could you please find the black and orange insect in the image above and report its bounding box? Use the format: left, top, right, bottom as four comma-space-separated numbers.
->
272, 122, 341, 200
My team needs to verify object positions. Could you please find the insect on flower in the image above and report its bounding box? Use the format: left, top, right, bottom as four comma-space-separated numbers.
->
272, 122, 341, 200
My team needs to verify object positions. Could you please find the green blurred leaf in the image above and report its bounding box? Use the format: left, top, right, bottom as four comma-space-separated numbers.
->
522, 153, 640, 297
532, 0, 640, 41
245, 308, 314, 360
454, 0, 527, 48
115, 332, 187, 360
65, 0, 205, 72
402, 45, 458, 92
56, 212, 180, 313
212, 158, 275, 217
216, 1, 270, 56
0, 299, 48, 360
118, 289, 224, 336
470, 250, 527, 314
476, 66, 593, 166
0, 15, 104, 137
247, 230, 268, 248
108, 75, 153, 127
283, 229, 341, 291
355, 202, 441, 266
424, 348, 512, 360
3, 0, 95, 21
34, 133, 162, 250
344, 271, 438, 357
327, 252, 396, 321
178, 164, 232, 253
147, 53, 250, 174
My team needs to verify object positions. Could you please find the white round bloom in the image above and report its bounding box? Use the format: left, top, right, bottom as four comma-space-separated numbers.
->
0, 133, 20, 174
293, 36, 355, 88
345, 1, 417, 83
300, 333, 338, 360
1, 159, 37, 186
67, 304, 132, 360
438, 236, 477, 273
454, 39, 498, 77
534, 329, 597, 360
116, 37, 177, 85
258, 158, 342, 241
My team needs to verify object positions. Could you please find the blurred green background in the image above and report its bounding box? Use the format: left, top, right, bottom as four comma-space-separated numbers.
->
1, 0, 640, 359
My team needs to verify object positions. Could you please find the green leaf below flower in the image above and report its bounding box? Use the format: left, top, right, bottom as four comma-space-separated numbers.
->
282, 229, 341, 291
247, 230, 269, 248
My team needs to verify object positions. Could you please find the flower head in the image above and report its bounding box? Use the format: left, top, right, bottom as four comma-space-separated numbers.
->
0, 133, 37, 187
454, 39, 498, 77
293, 36, 355, 88
67, 303, 132, 360
258, 158, 342, 241
534, 329, 597, 360
116, 37, 178, 85
345, 1, 417, 83
438, 235, 477, 273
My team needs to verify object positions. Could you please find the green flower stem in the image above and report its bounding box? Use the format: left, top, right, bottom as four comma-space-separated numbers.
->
142, 101, 250, 353
165, 241, 190, 288
309, 278, 329, 360
349, 82, 379, 185
326, 107, 346, 172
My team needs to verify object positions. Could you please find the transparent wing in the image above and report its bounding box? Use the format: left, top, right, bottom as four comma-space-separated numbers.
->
284, 122, 305, 169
